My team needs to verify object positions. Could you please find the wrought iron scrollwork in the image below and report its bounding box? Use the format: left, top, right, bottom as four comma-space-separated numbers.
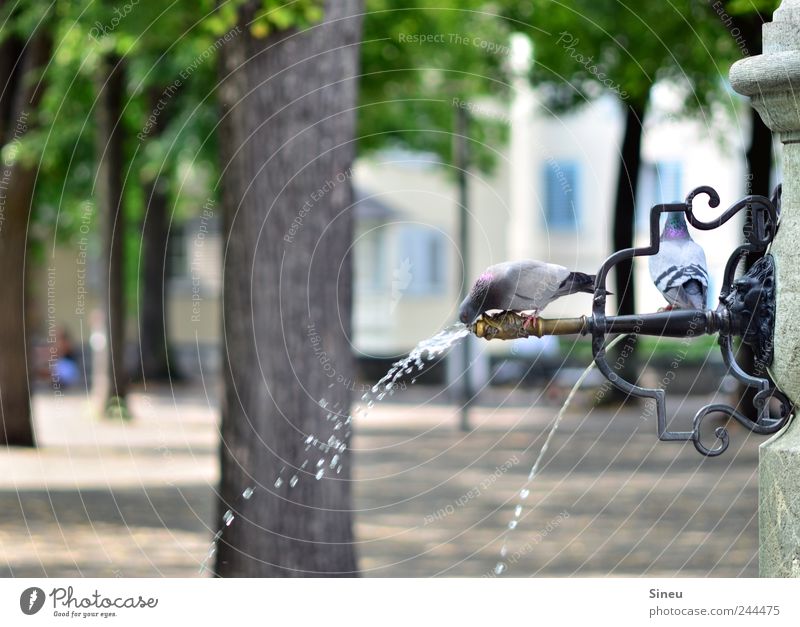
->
591, 185, 792, 457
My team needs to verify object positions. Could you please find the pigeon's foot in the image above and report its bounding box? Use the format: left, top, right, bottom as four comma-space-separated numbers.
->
657, 304, 675, 313
520, 311, 539, 334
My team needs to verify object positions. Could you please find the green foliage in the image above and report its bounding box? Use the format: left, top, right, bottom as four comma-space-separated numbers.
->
359, 1, 513, 171
201, 0, 323, 38
501, 0, 780, 118
726, 0, 779, 15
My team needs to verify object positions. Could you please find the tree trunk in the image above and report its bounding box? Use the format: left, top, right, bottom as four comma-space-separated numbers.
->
94, 55, 128, 415
0, 28, 50, 446
136, 88, 177, 383
215, 0, 363, 577
613, 102, 646, 315
136, 177, 174, 381
605, 101, 646, 395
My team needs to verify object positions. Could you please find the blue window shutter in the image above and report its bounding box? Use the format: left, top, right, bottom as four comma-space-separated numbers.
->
397, 226, 447, 295
543, 161, 581, 231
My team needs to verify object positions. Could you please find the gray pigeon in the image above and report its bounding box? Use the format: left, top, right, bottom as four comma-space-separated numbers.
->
649, 212, 709, 310
458, 260, 596, 324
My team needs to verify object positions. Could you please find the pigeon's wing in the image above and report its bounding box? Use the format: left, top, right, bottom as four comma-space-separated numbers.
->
492, 260, 570, 311
649, 240, 709, 307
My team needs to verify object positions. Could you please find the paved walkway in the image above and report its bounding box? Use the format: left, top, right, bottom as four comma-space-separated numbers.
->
0, 386, 763, 577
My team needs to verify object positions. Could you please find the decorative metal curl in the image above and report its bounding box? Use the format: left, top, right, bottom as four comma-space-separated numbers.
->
692, 388, 793, 457
591, 185, 792, 457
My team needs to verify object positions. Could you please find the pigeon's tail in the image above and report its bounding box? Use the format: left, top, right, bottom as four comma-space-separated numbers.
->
664, 279, 706, 310
558, 271, 609, 296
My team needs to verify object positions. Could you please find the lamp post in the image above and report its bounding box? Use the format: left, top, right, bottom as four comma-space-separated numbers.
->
454, 105, 472, 432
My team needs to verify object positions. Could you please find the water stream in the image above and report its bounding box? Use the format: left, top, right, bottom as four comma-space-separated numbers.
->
493, 333, 628, 575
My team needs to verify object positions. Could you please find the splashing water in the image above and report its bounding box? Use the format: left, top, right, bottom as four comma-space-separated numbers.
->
198, 485, 256, 575
296, 323, 470, 485
200, 323, 470, 571
493, 334, 629, 576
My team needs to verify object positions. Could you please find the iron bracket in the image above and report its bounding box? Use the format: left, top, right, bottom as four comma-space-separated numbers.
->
591, 185, 791, 456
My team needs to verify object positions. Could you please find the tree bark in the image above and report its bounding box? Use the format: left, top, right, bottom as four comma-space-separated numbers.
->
136, 88, 178, 383
215, 0, 363, 576
605, 101, 646, 394
136, 176, 174, 381
94, 55, 128, 414
0, 28, 50, 446
613, 102, 646, 316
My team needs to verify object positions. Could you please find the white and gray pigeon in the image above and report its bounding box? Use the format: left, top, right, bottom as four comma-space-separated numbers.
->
458, 260, 596, 324
649, 212, 709, 310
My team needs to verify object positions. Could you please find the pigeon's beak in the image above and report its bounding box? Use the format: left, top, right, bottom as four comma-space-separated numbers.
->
458, 296, 476, 325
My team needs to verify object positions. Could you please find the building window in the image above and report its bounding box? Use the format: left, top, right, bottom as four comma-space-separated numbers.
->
358, 226, 387, 292
543, 160, 581, 231
398, 225, 447, 295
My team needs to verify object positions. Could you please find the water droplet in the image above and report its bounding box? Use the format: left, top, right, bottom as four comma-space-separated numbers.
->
330, 454, 339, 468
411, 378, 417, 384
289, 475, 299, 487
305, 435, 314, 444
514, 505, 523, 517
318, 399, 328, 408
500, 545, 508, 558
520, 488, 530, 499
494, 562, 507, 575
274, 478, 283, 488
508, 520, 517, 530
242, 487, 255, 499
223, 510, 234, 526
317, 459, 325, 467
315, 468, 325, 480
300, 460, 308, 469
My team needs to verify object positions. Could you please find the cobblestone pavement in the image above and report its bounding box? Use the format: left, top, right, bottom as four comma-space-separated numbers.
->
0, 386, 763, 577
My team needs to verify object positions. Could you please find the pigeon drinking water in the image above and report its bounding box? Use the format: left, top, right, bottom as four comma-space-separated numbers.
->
649, 211, 709, 310
458, 260, 597, 324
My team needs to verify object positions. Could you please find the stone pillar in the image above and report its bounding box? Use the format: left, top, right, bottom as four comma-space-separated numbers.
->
730, 0, 800, 577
